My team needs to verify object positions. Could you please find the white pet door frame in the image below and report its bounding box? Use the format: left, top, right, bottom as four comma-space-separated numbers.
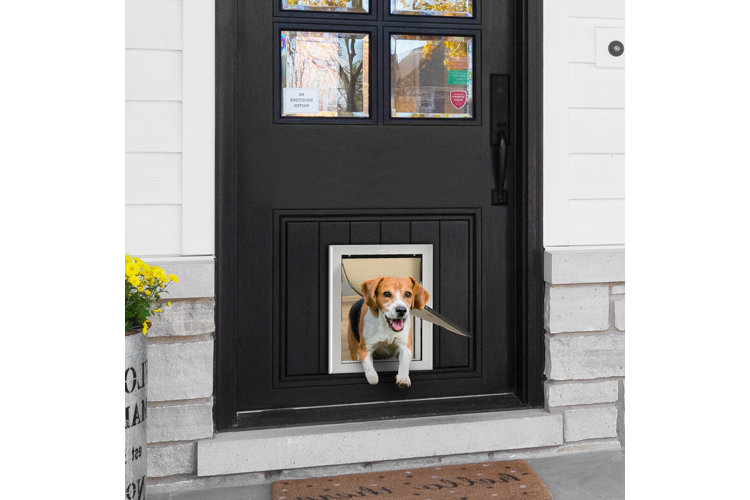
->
328, 244, 434, 374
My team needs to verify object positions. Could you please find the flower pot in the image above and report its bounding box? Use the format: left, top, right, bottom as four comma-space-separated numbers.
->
125, 329, 148, 499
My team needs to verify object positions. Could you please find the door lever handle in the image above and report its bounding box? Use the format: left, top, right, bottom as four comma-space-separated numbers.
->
492, 131, 509, 206
490, 74, 510, 206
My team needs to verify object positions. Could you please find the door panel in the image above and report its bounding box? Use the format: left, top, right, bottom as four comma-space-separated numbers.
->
237, 209, 499, 411
438, 219, 472, 368
217, 0, 542, 425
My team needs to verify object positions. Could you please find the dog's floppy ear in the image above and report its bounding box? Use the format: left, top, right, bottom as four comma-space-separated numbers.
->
361, 277, 384, 316
409, 276, 429, 310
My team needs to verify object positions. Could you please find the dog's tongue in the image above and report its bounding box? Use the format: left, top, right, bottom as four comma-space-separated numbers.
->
390, 318, 404, 332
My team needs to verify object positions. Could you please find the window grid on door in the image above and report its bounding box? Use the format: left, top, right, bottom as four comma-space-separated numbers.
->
273, 0, 482, 125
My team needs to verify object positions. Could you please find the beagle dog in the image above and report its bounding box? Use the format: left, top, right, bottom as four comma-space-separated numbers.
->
347, 276, 429, 388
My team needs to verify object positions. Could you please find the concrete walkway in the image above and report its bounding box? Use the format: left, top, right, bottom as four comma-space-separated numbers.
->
525, 450, 624, 500
151, 449, 624, 500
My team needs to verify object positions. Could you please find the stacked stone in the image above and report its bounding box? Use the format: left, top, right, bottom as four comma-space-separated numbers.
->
145, 259, 215, 480
543, 249, 625, 446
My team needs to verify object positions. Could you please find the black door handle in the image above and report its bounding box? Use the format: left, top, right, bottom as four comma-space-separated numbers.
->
490, 74, 510, 206
492, 131, 509, 206
492, 132, 508, 205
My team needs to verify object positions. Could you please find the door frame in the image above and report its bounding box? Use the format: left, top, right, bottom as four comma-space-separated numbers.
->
214, 0, 543, 431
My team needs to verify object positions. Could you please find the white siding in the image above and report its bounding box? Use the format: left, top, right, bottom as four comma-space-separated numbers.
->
568, 200, 625, 244
126, 205, 182, 256
568, 64, 624, 108
568, 155, 624, 200
126, 50, 183, 101
125, 0, 183, 50
544, 0, 625, 246
125, 153, 182, 205
569, 109, 625, 154
568, 0, 624, 19
126, 101, 182, 152
125, 0, 214, 257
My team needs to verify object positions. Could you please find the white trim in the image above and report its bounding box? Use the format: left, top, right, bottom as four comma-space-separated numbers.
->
181, 0, 215, 255
543, 0, 571, 246
328, 245, 434, 374
197, 409, 563, 476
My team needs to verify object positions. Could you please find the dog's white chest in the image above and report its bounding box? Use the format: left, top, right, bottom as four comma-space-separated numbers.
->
362, 309, 408, 358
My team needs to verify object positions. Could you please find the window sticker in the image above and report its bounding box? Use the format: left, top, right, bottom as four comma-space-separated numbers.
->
390, 34, 473, 119
281, 31, 370, 118
390, 0, 473, 18
448, 70, 469, 85
282, 0, 370, 13
449, 90, 467, 109
283, 88, 320, 115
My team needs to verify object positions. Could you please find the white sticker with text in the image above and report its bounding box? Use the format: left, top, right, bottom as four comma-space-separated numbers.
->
283, 88, 319, 115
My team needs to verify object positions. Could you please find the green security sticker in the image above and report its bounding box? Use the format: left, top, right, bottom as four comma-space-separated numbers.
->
448, 70, 470, 85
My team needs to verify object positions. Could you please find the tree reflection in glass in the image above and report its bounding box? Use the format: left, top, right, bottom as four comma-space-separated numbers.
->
391, 0, 473, 18
391, 34, 473, 118
281, 31, 370, 118
282, 0, 369, 13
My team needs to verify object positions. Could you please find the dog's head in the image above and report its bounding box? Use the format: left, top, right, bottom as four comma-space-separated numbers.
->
361, 276, 429, 333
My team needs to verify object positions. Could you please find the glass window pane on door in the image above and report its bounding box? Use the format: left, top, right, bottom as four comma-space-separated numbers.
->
282, 0, 370, 13
281, 31, 370, 118
281, 0, 370, 13
391, 0, 473, 18
390, 34, 473, 118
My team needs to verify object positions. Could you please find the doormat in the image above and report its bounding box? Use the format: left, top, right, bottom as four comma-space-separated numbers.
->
271, 460, 552, 500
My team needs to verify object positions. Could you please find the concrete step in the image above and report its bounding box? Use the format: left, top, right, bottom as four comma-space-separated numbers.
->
197, 409, 563, 476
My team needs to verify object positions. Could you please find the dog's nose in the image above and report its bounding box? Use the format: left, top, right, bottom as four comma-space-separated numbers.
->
395, 306, 407, 317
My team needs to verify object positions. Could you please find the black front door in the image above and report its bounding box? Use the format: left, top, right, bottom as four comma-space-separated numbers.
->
216, 0, 543, 429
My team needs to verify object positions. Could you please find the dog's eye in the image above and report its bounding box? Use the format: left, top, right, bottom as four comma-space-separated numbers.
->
404, 292, 412, 297
383, 291, 392, 297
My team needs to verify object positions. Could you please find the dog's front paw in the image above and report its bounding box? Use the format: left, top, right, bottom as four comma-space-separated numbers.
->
366, 371, 379, 385
395, 374, 411, 388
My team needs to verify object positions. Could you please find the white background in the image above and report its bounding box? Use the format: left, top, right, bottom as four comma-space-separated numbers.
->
1, 0, 749, 497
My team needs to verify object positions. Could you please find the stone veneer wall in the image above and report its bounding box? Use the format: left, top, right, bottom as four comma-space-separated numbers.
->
143, 258, 216, 480
146, 298, 215, 478
146, 249, 624, 490
543, 248, 625, 446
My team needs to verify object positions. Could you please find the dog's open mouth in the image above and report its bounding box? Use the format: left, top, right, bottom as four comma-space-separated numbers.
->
386, 317, 405, 332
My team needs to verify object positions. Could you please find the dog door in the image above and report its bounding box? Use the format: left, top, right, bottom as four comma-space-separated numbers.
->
328, 244, 434, 374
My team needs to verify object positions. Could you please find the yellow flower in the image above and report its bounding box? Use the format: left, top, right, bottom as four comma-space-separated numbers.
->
153, 308, 162, 313
168, 274, 179, 283
128, 276, 140, 287
167, 301, 171, 307
142, 321, 149, 335
125, 262, 138, 276
145, 290, 151, 296
137, 286, 144, 292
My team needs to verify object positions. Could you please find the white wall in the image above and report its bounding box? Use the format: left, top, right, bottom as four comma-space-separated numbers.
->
125, 0, 214, 257
544, 0, 625, 247
125, 0, 624, 256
